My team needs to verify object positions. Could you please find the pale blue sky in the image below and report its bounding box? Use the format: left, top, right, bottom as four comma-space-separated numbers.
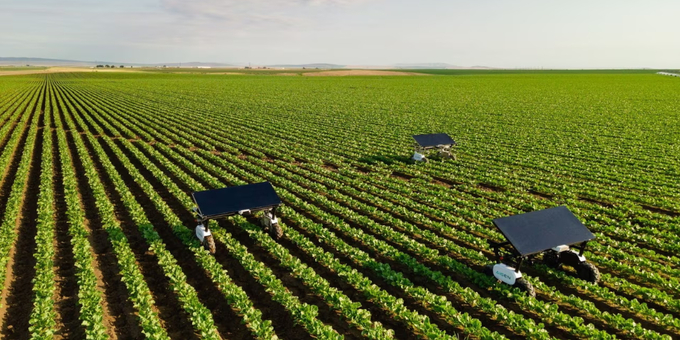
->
1, 0, 679, 68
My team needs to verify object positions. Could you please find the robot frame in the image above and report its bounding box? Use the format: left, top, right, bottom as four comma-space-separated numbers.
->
411, 133, 457, 162
485, 205, 600, 297
191, 181, 283, 254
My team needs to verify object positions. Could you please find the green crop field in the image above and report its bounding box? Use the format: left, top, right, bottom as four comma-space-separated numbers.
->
0, 71, 677, 339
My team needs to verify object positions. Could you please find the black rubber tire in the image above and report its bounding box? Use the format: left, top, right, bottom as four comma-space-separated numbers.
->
483, 264, 494, 277
203, 235, 216, 254
514, 278, 536, 297
270, 223, 283, 240
576, 262, 600, 283
542, 251, 561, 269
261, 216, 269, 232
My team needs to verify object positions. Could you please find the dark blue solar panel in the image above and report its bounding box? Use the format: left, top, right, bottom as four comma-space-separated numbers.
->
492, 206, 595, 256
412, 133, 455, 147
192, 182, 281, 218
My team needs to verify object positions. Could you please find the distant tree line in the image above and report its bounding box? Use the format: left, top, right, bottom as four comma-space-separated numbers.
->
96, 65, 128, 68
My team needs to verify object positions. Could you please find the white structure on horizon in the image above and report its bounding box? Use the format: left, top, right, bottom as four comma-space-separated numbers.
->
657, 71, 679, 77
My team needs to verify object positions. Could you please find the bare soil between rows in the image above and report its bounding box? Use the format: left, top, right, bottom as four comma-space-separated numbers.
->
0, 109, 43, 339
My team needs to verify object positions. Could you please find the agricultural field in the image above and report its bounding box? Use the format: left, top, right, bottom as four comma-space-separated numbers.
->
0, 71, 678, 340
0, 66, 48, 71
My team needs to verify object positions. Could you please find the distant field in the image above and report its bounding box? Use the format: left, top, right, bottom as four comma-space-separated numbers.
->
142, 67, 324, 75
144, 67, 674, 76
0, 66, 48, 72
398, 68, 664, 75
0, 71, 678, 339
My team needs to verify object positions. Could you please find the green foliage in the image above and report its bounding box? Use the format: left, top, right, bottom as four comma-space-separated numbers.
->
0, 71, 678, 339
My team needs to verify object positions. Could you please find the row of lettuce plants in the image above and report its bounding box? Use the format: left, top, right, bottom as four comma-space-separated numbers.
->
53, 84, 171, 339
0, 88, 43, 307
58, 83, 236, 339
55, 82, 285, 340
52, 92, 109, 338
28, 95, 58, 339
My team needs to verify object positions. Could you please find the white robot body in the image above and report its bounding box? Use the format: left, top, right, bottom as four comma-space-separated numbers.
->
493, 263, 522, 285
195, 223, 211, 243
412, 152, 426, 162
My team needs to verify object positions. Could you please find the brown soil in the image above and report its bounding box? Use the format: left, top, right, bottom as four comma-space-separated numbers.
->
529, 189, 553, 200
178, 146, 374, 338
0, 90, 26, 126
321, 163, 339, 172
432, 177, 463, 187
283, 196, 514, 340
110, 139, 256, 340
54, 82, 193, 339
58, 90, 145, 339
354, 166, 371, 174
223, 154, 518, 339
135, 142, 313, 340
234, 216, 364, 339
1, 108, 43, 339
9, 72, 673, 340
0, 91, 36, 152
391, 172, 415, 181
286, 190, 575, 339
279, 162, 669, 339
51, 126, 86, 339
478, 183, 505, 192
579, 195, 614, 208
641, 204, 679, 217
69, 140, 142, 339
281, 219, 418, 339
85, 134, 200, 340
303, 70, 428, 76
59, 85, 198, 339
103, 79, 677, 337
0, 95, 39, 235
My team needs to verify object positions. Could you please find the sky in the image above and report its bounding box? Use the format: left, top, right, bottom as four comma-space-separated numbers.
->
1, 0, 679, 68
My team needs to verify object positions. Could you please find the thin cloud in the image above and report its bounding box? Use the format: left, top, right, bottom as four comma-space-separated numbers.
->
160, 0, 370, 27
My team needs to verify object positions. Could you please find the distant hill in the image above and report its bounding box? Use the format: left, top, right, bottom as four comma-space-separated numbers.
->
268, 63, 345, 69
394, 63, 494, 69
0, 57, 234, 68
394, 63, 455, 69
0, 57, 493, 70
0, 57, 117, 66
151, 62, 234, 67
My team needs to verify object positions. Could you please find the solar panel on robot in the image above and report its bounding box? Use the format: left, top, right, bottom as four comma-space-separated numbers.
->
191, 182, 283, 254
485, 206, 600, 297
411, 133, 457, 162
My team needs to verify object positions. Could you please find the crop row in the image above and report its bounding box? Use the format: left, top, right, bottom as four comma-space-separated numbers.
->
35, 73, 680, 340
74, 77, 676, 306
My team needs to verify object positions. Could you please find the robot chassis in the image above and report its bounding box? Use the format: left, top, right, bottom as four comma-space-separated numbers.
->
410, 133, 457, 163
486, 206, 600, 297
192, 182, 283, 254
193, 207, 282, 254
